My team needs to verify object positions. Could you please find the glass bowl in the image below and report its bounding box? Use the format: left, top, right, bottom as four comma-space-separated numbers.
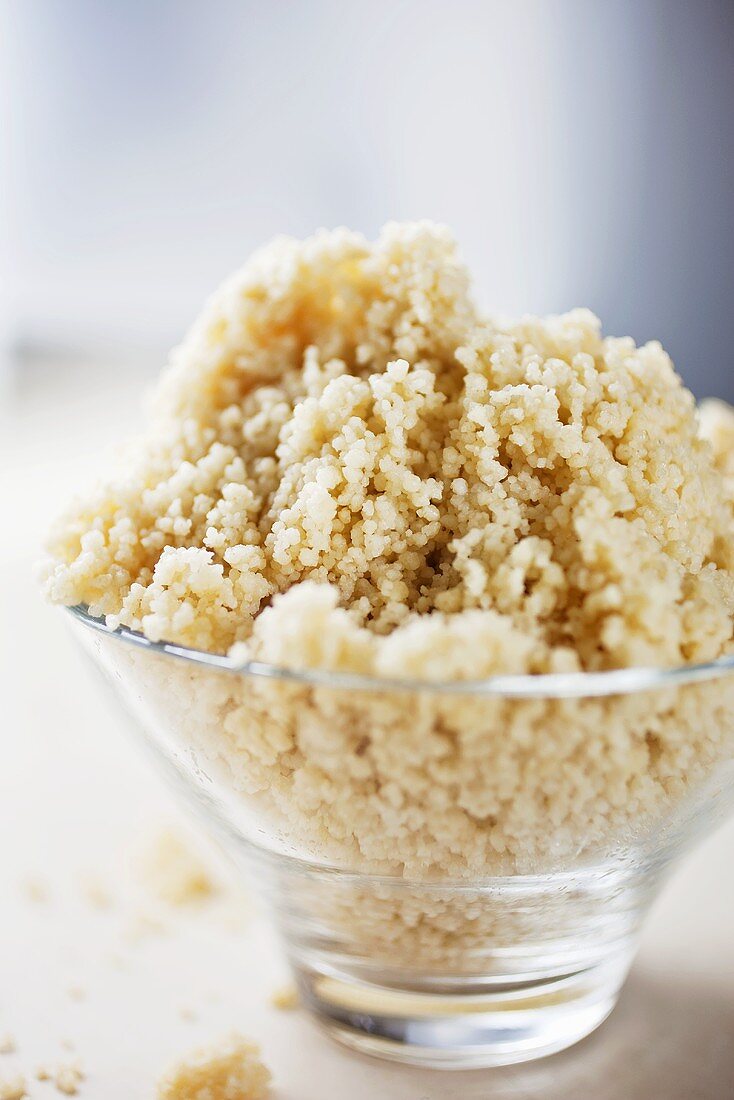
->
65, 605, 734, 1069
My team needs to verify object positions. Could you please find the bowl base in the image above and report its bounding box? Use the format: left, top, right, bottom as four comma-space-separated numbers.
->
295, 954, 629, 1069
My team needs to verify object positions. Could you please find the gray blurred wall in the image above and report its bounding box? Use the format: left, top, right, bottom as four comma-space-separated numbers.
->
2, 0, 732, 399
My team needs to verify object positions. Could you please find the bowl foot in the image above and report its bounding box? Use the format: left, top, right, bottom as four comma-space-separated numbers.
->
294, 955, 629, 1069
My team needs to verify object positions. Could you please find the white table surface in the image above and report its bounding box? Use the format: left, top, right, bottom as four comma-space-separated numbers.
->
2, 360, 734, 1099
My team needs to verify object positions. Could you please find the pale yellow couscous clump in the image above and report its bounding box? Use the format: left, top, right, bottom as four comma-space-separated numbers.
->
135, 828, 219, 907
44, 222, 734, 676
155, 1034, 271, 1100
35, 1060, 85, 1096
0, 1077, 26, 1100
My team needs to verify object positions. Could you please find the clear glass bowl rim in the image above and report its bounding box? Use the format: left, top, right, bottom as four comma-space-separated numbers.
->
66, 604, 734, 700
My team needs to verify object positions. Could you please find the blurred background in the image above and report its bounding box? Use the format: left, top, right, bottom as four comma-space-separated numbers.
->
1, 0, 733, 398
2, 4, 734, 1096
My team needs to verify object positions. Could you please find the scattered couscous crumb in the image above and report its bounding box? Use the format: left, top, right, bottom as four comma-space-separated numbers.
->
269, 984, 299, 1011
0, 1076, 27, 1100
156, 1034, 271, 1100
103, 950, 129, 972
21, 877, 49, 904
0, 1039, 15, 1057
36, 1060, 85, 1096
42, 223, 734, 880
121, 912, 167, 945
66, 986, 86, 1003
178, 1007, 198, 1023
77, 873, 113, 911
136, 829, 219, 907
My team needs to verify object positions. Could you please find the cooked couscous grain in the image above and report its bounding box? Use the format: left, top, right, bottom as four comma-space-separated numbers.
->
136, 829, 218, 907
268, 984, 299, 1011
36, 1060, 85, 1096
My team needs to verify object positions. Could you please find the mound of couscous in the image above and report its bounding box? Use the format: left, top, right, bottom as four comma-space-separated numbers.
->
44, 222, 734, 677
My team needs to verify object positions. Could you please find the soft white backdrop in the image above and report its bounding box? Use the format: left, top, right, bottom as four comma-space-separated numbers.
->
2, 1, 734, 397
